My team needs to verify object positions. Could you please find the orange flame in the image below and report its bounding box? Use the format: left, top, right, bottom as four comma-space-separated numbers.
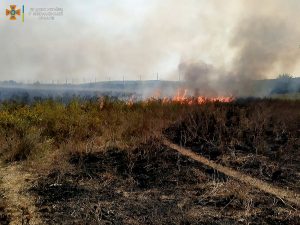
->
121, 89, 234, 106
152, 89, 234, 105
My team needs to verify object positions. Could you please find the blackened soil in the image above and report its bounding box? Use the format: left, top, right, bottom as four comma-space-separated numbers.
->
220, 152, 300, 192
0, 192, 10, 225
31, 141, 299, 225
164, 101, 300, 192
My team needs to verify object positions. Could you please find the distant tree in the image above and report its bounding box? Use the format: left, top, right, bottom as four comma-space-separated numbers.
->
277, 74, 293, 80
272, 74, 293, 94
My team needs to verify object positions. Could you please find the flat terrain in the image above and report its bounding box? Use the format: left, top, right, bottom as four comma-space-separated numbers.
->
0, 191, 10, 225
0, 99, 299, 224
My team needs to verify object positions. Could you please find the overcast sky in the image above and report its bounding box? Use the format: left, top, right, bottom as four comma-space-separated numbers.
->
0, 0, 299, 83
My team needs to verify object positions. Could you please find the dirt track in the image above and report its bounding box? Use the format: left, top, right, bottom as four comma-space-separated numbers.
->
0, 162, 42, 225
0, 142, 299, 224
163, 139, 300, 207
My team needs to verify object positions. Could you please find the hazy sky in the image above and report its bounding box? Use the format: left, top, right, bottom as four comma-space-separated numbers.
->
0, 0, 299, 83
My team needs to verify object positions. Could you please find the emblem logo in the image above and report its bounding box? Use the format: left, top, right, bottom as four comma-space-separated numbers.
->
6, 5, 21, 20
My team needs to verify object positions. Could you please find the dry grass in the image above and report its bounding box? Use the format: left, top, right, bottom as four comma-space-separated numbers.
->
0, 98, 299, 168
0, 98, 299, 224
0, 98, 189, 163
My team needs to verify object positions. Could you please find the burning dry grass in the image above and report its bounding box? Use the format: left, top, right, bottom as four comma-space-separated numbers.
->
0, 98, 298, 166
169, 89, 234, 105
142, 89, 234, 105
0, 97, 299, 224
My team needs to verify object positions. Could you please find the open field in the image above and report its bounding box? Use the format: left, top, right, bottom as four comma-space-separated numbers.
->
0, 98, 299, 224
2, 0, 300, 224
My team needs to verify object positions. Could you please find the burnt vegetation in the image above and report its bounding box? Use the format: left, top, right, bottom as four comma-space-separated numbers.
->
165, 99, 300, 192
0, 192, 10, 225
30, 142, 299, 224
0, 98, 299, 224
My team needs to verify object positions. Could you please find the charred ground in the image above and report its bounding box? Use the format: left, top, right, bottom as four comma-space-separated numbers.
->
0, 192, 10, 225
31, 142, 299, 224
165, 100, 300, 193
0, 98, 299, 224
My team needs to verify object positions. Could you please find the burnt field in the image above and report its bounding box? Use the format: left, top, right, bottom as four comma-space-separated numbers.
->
0, 98, 299, 224
0, 192, 10, 225
165, 100, 300, 193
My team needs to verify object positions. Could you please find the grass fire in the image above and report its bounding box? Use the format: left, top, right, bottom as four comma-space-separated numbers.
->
0, 0, 300, 224
0, 97, 299, 224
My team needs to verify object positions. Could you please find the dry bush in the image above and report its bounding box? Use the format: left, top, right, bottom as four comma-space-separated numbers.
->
3, 132, 53, 162
1, 97, 298, 173
0, 98, 189, 168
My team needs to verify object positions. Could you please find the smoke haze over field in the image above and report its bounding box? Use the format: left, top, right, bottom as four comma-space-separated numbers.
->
0, 0, 300, 93
227, 0, 300, 95
178, 0, 300, 95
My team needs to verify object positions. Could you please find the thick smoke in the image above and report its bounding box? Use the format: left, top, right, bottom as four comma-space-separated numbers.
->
0, 0, 175, 82
180, 0, 300, 96
0, 0, 299, 97
178, 61, 218, 96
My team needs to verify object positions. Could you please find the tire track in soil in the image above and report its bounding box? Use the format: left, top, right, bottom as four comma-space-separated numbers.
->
163, 139, 300, 207
0, 162, 43, 225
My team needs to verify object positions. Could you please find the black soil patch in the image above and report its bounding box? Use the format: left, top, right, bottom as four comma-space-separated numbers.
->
68, 142, 212, 189
164, 101, 300, 192
0, 192, 10, 225
31, 141, 299, 225
33, 180, 87, 205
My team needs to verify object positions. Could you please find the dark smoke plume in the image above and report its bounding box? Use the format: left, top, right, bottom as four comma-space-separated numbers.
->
178, 61, 218, 96
181, 0, 300, 97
